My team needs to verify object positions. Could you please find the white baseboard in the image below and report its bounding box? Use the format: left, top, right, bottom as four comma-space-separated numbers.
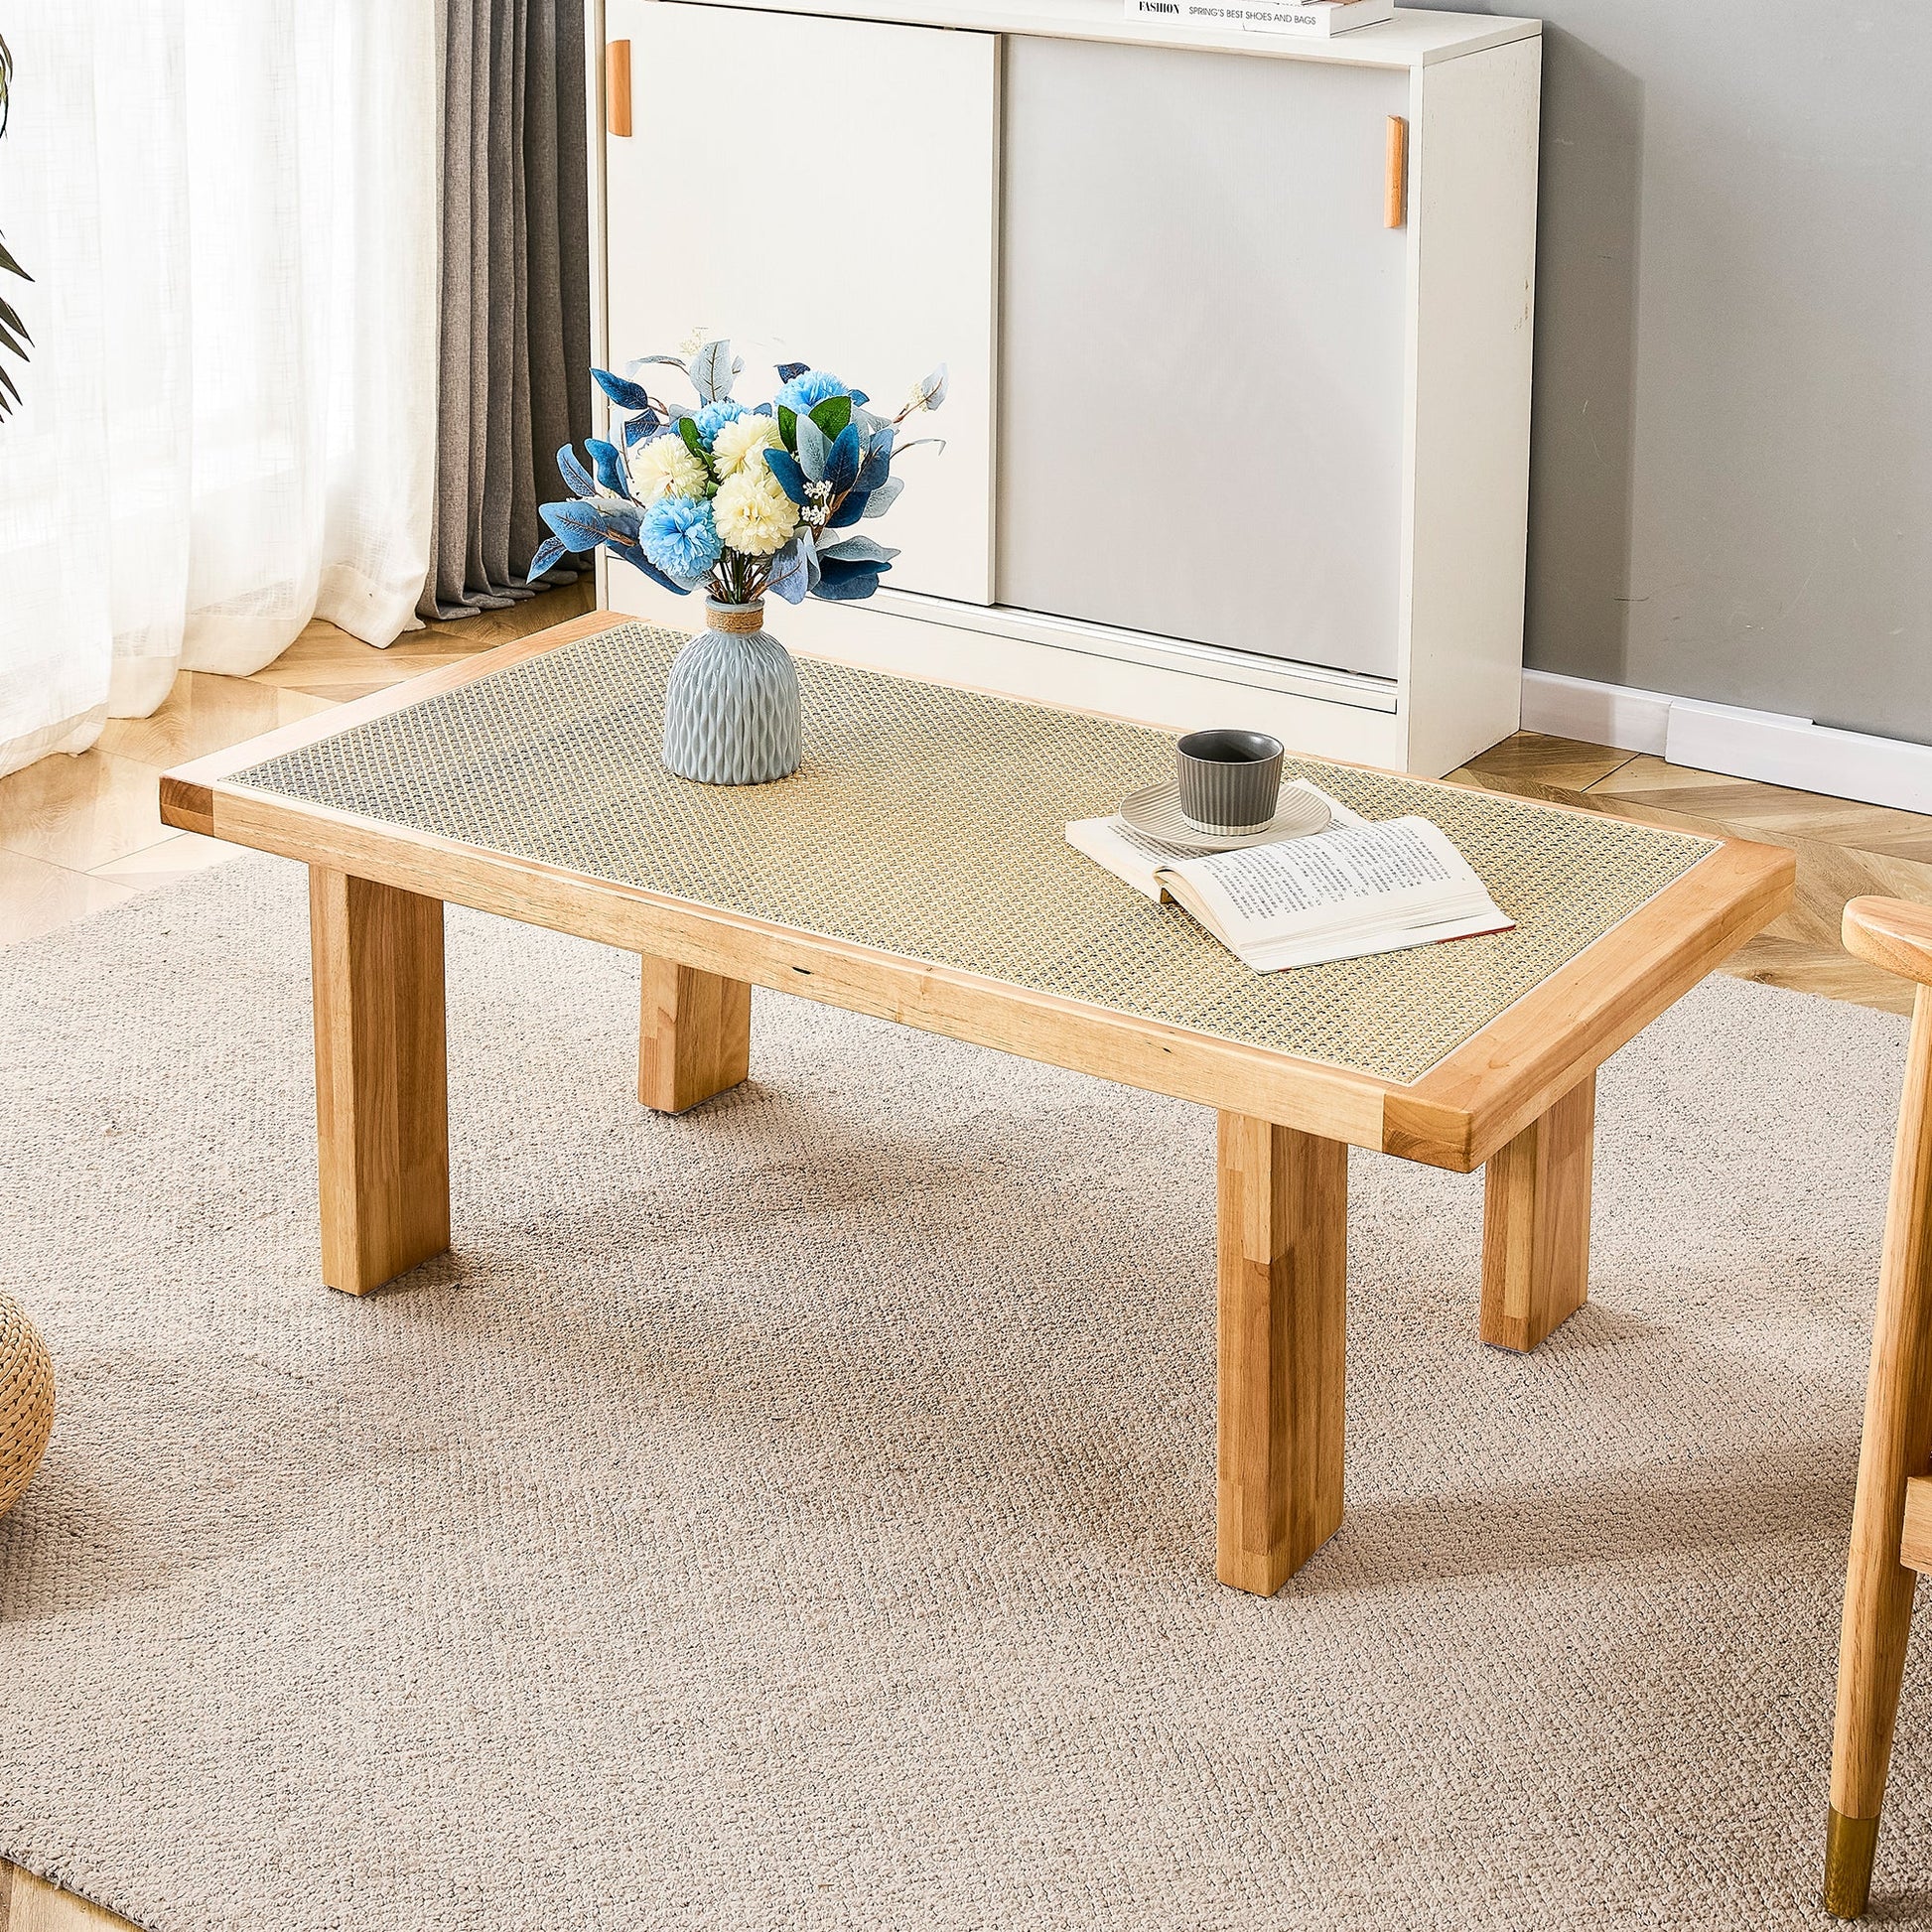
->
1519, 670, 1673, 756
1520, 669, 1932, 815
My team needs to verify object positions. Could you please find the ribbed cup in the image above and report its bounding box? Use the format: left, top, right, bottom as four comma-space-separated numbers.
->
1175, 729, 1285, 835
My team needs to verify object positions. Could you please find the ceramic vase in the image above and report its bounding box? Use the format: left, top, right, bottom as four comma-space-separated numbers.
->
660, 600, 802, 786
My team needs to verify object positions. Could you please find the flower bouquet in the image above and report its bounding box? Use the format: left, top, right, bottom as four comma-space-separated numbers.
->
531, 338, 947, 785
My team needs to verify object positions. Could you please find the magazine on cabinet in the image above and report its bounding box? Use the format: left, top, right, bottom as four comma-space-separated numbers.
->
1123, 0, 1396, 37
1066, 783, 1514, 973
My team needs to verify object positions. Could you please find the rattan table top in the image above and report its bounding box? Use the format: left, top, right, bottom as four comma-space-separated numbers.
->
230, 621, 1718, 1086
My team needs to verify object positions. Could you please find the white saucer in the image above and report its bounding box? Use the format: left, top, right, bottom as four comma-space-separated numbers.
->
1118, 778, 1331, 852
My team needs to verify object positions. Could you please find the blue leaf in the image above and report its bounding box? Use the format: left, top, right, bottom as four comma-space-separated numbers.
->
540, 499, 610, 552
912, 363, 948, 412
593, 367, 653, 412
586, 438, 630, 498
827, 488, 870, 528
774, 360, 810, 381
621, 410, 660, 449
557, 444, 596, 495
541, 497, 639, 552
608, 541, 692, 596
794, 415, 830, 483
811, 558, 889, 601
858, 421, 895, 490
817, 534, 897, 565
849, 390, 869, 406
691, 339, 737, 405
823, 423, 862, 497
766, 541, 809, 605
763, 447, 810, 505
861, 476, 904, 518
525, 535, 568, 583
751, 402, 774, 417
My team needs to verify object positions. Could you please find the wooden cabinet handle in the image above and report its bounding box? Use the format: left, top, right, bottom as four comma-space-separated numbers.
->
608, 40, 632, 139
1385, 115, 1407, 228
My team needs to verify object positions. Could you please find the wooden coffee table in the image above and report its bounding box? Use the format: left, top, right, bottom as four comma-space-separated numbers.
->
162, 613, 1793, 1594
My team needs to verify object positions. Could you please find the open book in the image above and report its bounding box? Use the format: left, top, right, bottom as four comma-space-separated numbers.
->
1066, 782, 1514, 972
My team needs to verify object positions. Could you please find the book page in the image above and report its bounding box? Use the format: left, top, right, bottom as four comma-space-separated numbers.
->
1064, 781, 1363, 902
1176, 818, 1474, 936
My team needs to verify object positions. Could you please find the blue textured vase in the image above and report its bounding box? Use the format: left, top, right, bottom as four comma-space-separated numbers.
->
661, 601, 802, 786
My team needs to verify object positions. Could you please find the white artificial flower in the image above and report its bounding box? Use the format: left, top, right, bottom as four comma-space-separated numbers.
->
713, 469, 799, 557
630, 432, 711, 502
710, 413, 781, 481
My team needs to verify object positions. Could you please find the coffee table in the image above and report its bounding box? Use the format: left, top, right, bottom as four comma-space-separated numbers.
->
162, 614, 1793, 1594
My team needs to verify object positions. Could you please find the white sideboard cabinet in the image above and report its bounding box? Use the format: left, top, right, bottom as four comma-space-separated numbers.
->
590, 0, 1541, 775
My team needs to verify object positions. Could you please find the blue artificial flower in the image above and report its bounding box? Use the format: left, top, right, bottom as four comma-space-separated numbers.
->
639, 493, 722, 583
774, 369, 847, 413
692, 399, 746, 446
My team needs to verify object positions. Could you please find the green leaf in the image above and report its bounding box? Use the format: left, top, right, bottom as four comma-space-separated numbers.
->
677, 416, 708, 464
808, 394, 852, 440
777, 404, 798, 453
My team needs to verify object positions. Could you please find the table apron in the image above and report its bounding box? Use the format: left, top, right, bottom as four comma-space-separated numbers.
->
197, 787, 1409, 1158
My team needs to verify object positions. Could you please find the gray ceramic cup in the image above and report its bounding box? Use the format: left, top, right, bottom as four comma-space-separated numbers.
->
1176, 728, 1286, 835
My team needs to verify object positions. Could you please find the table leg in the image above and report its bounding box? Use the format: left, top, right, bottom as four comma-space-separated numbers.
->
1216, 1110, 1346, 1594
309, 867, 450, 1296
1480, 1072, 1595, 1352
639, 956, 752, 1114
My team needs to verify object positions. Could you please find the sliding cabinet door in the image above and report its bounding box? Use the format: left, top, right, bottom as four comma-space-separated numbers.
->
997, 38, 1409, 679
604, 1, 998, 605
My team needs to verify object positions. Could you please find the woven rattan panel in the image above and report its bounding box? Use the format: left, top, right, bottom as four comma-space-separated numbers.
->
233, 621, 1718, 1085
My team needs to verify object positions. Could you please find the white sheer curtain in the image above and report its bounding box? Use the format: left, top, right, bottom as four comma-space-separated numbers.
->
0, 3, 440, 779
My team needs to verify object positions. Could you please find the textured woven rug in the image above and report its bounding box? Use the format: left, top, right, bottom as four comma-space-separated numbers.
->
3, 855, 1931, 1930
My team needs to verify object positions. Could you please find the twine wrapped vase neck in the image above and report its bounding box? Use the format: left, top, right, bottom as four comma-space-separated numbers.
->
661, 601, 803, 785
706, 601, 767, 635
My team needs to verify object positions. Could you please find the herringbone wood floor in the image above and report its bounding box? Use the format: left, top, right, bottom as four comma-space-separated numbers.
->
1, 618, 1924, 1927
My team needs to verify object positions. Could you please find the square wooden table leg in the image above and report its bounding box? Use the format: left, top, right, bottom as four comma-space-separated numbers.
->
310, 867, 451, 1296
1480, 1071, 1595, 1352
1216, 1110, 1347, 1594
639, 956, 752, 1114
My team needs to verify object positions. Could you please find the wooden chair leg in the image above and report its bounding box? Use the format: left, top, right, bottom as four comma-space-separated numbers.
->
1826, 985, 1932, 1916
1480, 1072, 1594, 1352
310, 867, 451, 1296
639, 956, 751, 1114
1215, 1111, 1346, 1594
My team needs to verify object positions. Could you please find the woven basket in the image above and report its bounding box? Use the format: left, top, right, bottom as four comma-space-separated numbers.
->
0, 1291, 54, 1516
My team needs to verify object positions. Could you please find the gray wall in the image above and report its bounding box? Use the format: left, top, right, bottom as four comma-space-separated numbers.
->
1433, 1, 1931, 741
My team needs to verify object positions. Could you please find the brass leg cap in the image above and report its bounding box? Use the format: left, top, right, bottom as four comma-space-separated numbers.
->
1824, 1806, 1880, 1920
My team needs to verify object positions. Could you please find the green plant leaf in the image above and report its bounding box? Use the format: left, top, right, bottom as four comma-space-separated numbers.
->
808, 394, 852, 440
777, 404, 798, 452
677, 416, 708, 463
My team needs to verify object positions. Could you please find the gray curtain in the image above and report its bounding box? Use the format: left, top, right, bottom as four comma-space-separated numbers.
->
419, 0, 592, 619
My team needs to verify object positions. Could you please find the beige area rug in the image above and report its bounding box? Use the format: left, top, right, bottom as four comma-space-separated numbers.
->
2, 855, 1930, 1930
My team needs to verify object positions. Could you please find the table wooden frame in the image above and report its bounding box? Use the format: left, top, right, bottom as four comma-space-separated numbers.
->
162, 613, 1794, 1594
